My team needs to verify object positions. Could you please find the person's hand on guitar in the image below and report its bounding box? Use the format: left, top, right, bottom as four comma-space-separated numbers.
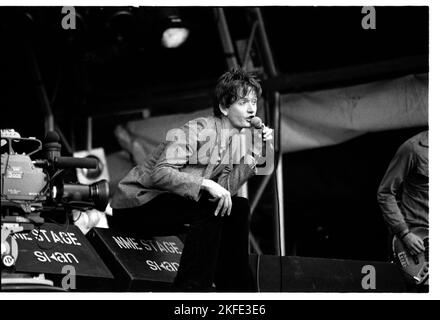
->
392, 227, 428, 285
402, 231, 425, 255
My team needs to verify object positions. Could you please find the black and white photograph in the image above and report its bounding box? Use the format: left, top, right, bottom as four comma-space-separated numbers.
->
0, 1, 435, 305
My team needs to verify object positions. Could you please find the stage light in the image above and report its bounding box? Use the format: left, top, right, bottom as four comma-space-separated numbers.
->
160, 10, 190, 48
162, 27, 189, 48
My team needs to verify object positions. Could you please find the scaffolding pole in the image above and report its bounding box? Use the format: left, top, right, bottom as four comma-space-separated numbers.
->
214, 8, 285, 256
253, 8, 285, 256
214, 8, 248, 199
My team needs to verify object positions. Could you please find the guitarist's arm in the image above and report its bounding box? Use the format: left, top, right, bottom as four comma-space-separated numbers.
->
377, 143, 424, 255
377, 143, 413, 234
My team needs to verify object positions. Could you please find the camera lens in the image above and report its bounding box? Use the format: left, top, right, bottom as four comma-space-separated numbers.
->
62, 180, 109, 211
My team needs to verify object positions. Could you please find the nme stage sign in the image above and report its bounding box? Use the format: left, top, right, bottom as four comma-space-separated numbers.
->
88, 228, 184, 286
12, 223, 113, 280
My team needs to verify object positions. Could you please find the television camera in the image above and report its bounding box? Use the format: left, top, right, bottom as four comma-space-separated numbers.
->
1, 129, 109, 273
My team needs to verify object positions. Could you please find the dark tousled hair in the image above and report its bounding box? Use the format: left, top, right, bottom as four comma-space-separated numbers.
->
213, 67, 262, 117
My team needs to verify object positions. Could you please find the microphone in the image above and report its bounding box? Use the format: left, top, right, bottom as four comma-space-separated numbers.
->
55, 156, 98, 169
250, 116, 273, 152
250, 116, 265, 130
42, 130, 98, 169
43, 131, 62, 162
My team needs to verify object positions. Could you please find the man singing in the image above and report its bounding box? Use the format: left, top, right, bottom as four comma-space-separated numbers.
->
111, 68, 273, 292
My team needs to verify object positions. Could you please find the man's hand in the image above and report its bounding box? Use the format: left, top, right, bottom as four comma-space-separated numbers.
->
262, 126, 273, 144
402, 232, 425, 255
250, 125, 274, 156
201, 179, 232, 217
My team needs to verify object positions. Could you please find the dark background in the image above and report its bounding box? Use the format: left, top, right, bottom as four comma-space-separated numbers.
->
1, 6, 429, 261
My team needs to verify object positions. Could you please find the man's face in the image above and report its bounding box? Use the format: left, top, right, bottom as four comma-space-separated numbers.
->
224, 88, 257, 129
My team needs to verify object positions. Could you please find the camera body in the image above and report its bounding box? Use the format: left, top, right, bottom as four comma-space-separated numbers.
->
1, 137, 47, 212
1, 129, 109, 269
1, 129, 109, 215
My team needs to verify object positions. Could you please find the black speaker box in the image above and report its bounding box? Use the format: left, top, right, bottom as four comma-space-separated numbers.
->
87, 228, 184, 291
12, 223, 114, 291
250, 254, 409, 292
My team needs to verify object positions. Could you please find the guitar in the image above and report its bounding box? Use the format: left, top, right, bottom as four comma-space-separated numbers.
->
392, 227, 429, 285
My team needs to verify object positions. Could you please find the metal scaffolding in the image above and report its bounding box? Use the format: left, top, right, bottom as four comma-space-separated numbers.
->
214, 8, 286, 256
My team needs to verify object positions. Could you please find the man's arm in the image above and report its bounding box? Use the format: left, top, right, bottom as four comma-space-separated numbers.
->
216, 154, 258, 197
216, 126, 274, 196
377, 142, 414, 236
377, 140, 426, 255
148, 119, 205, 201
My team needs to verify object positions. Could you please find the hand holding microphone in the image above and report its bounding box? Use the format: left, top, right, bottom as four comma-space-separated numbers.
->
250, 117, 274, 154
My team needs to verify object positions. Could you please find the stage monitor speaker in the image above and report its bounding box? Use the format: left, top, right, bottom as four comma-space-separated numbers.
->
74, 148, 109, 185
250, 254, 408, 292
87, 228, 184, 292
12, 223, 114, 291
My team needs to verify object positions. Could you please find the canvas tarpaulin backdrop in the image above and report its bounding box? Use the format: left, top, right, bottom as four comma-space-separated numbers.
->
114, 73, 428, 162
